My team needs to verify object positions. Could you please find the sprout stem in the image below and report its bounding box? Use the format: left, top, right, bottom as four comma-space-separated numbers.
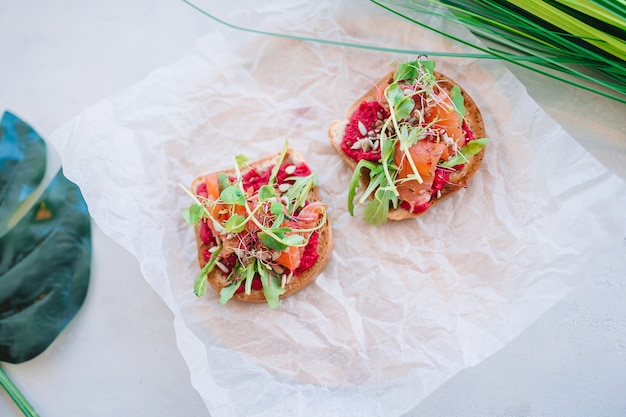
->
0, 364, 40, 417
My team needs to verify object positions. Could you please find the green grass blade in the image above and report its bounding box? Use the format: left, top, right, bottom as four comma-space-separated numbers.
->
373, 0, 626, 102
183, 0, 626, 103
0, 365, 40, 417
554, 0, 626, 31
182, 0, 493, 59
506, 0, 626, 60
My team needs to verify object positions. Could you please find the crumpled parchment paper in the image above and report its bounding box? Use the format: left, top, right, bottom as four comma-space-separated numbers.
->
48, 1, 626, 416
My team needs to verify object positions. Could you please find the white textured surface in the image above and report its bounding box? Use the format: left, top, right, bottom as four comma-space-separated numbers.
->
1, 1, 625, 416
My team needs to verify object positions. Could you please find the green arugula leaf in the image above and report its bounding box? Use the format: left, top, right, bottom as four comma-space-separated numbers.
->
440, 138, 489, 168
381, 134, 395, 162
193, 245, 222, 297
258, 265, 284, 309
347, 159, 379, 215
243, 260, 256, 295
362, 184, 398, 225
284, 173, 317, 213
268, 140, 290, 185
449, 85, 466, 118
219, 276, 241, 305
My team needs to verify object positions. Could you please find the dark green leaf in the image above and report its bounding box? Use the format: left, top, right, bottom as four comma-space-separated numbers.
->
0, 112, 46, 235
0, 114, 91, 366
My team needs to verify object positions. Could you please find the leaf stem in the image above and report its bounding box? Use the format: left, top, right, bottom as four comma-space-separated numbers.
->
0, 364, 40, 417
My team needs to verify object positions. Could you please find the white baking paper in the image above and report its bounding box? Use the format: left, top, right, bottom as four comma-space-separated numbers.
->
48, 1, 626, 416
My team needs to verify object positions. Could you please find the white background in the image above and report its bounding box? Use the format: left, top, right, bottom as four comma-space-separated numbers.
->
1, 1, 625, 416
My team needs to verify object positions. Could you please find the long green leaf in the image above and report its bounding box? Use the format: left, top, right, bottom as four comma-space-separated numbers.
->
372, 0, 626, 103
506, 0, 626, 60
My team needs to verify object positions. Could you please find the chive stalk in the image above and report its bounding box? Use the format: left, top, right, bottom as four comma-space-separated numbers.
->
0, 365, 39, 417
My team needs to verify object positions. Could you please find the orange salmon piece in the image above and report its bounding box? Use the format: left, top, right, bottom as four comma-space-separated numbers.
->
292, 202, 327, 229
275, 244, 302, 271
204, 173, 221, 200
394, 140, 447, 210
424, 94, 465, 161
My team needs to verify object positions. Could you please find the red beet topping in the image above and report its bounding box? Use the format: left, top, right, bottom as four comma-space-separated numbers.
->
235, 162, 312, 193
199, 220, 215, 245
276, 163, 311, 183
295, 231, 319, 276
195, 182, 208, 198
235, 277, 263, 293
239, 168, 270, 193
341, 101, 385, 162
432, 169, 452, 194
401, 200, 431, 214
463, 120, 474, 143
